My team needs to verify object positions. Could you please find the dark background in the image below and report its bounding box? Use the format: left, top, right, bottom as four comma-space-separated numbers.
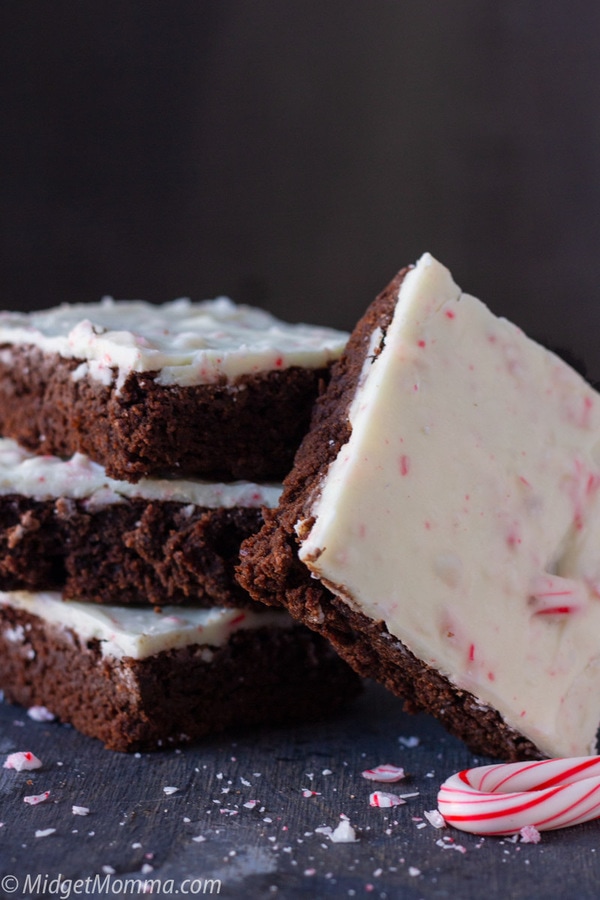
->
2, 1, 600, 375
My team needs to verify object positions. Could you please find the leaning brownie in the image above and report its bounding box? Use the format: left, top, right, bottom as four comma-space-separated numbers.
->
239, 252, 600, 762
0, 297, 347, 482
0, 437, 280, 608
0, 591, 360, 751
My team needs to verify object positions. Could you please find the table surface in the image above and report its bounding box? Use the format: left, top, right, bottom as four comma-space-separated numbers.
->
0, 680, 598, 900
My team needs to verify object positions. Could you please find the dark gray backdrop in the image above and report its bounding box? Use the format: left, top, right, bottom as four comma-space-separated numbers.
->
2, 1, 600, 375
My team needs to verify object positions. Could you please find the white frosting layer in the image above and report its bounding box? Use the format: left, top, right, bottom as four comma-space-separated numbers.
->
0, 590, 292, 660
0, 297, 348, 386
298, 252, 600, 758
0, 438, 282, 508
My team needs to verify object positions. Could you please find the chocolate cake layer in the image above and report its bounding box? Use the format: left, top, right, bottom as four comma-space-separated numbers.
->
0, 605, 361, 751
238, 263, 547, 761
0, 494, 266, 608
0, 345, 331, 482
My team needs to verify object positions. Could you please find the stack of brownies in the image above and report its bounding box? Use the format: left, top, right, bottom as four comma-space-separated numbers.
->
0, 295, 360, 750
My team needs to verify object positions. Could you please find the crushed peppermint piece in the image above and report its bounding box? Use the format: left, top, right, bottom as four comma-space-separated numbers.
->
302, 789, 321, 798
398, 736, 420, 748
72, 806, 90, 816
163, 786, 179, 795
436, 838, 467, 853
520, 825, 541, 844
240, 777, 251, 787
141, 863, 154, 875
369, 791, 405, 808
408, 867, 421, 877
192, 835, 206, 842
27, 706, 56, 722
35, 828, 56, 838
322, 769, 333, 776
315, 826, 332, 837
424, 809, 446, 828
243, 800, 260, 809
329, 818, 359, 843
4, 751, 42, 771
361, 764, 405, 783
102, 866, 115, 875
24, 791, 50, 805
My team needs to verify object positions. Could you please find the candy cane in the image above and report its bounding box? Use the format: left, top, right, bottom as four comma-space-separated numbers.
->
437, 756, 600, 835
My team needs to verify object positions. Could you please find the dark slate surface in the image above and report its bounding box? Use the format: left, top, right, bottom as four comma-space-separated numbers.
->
0, 680, 599, 899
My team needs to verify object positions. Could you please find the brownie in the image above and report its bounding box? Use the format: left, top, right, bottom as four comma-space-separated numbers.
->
0, 604, 361, 752
0, 297, 347, 482
238, 260, 563, 762
0, 494, 267, 608
0, 345, 330, 482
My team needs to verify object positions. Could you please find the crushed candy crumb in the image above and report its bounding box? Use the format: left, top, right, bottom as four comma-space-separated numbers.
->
27, 706, 55, 722
369, 791, 405, 808
24, 791, 50, 805
361, 764, 405, 783
4, 751, 42, 771
329, 816, 359, 843
424, 809, 446, 828
520, 825, 541, 844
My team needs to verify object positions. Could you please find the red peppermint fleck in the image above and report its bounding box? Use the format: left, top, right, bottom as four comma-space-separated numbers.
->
445, 309, 456, 319
399, 456, 410, 477
534, 606, 578, 616
581, 395, 594, 428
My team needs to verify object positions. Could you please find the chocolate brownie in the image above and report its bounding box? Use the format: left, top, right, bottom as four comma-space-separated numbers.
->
0, 298, 347, 482
0, 592, 361, 751
239, 253, 600, 761
0, 438, 280, 607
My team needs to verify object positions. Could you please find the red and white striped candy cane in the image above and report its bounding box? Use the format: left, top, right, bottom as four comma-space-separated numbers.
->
437, 756, 600, 835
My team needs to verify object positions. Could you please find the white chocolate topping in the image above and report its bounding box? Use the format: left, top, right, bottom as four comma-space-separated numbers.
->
298, 252, 600, 758
0, 590, 292, 659
0, 438, 282, 508
0, 296, 348, 386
